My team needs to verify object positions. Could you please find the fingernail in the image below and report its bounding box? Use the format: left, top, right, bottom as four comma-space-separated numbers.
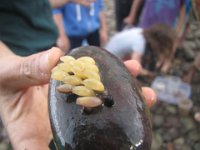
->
147, 93, 157, 107
142, 87, 157, 107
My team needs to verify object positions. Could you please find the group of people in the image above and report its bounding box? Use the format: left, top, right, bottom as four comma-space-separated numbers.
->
52, 0, 196, 78
0, 0, 156, 149
109, 0, 200, 81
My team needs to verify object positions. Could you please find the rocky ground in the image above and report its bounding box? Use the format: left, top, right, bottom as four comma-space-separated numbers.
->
0, 0, 199, 150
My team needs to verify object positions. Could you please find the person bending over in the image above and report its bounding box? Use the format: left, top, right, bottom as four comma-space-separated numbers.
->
105, 24, 176, 76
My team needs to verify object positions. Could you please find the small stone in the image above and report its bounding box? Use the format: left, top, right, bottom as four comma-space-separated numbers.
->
168, 128, 179, 139
195, 39, 200, 49
175, 144, 191, 150
174, 137, 184, 145
162, 132, 172, 142
188, 130, 200, 142
153, 115, 164, 127
166, 106, 177, 115
151, 133, 163, 150
164, 116, 181, 128
185, 32, 194, 40
194, 30, 200, 38
181, 118, 196, 131
194, 142, 200, 150
182, 41, 196, 50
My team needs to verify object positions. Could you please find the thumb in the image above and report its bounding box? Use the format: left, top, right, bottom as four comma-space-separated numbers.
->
2, 47, 64, 91
142, 87, 157, 108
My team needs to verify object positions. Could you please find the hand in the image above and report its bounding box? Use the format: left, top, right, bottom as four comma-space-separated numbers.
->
0, 47, 64, 150
0, 48, 156, 150
123, 16, 133, 27
56, 35, 70, 52
100, 29, 108, 47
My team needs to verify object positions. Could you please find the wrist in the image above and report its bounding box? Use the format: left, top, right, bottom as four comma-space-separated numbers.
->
15, 138, 50, 150
100, 28, 107, 33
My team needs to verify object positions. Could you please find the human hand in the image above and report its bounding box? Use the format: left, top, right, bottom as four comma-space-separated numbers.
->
0, 48, 156, 150
0, 47, 64, 150
123, 16, 134, 28
57, 35, 70, 53
100, 29, 108, 47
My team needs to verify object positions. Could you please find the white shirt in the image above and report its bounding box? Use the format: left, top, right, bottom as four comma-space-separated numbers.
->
105, 28, 146, 59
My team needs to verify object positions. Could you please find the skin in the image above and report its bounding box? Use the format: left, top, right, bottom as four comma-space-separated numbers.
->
160, 3, 186, 73
99, 11, 108, 46
50, 0, 96, 8
0, 42, 156, 150
123, 0, 143, 26
183, 52, 200, 83
53, 13, 70, 52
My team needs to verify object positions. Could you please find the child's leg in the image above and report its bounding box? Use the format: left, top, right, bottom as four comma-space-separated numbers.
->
194, 52, 200, 70
183, 52, 200, 83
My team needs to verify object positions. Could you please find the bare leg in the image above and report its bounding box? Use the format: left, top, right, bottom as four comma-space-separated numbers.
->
183, 52, 200, 83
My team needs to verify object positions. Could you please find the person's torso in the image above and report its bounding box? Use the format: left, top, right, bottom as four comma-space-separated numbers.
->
139, 0, 185, 28
0, 0, 58, 56
61, 0, 103, 37
106, 28, 146, 58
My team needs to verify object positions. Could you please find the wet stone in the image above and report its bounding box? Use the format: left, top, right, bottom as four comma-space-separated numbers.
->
194, 30, 200, 38
188, 130, 200, 142
151, 133, 163, 150
162, 132, 172, 142
194, 142, 200, 150
181, 118, 196, 131
174, 137, 184, 145
164, 116, 182, 129
153, 115, 164, 127
166, 106, 177, 115
175, 144, 191, 150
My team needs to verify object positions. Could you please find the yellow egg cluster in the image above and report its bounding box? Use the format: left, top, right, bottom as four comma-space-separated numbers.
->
51, 56, 105, 108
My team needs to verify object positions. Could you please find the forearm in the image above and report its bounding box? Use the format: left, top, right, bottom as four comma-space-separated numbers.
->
176, 5, 185, 36
53, 13, 66, 37
49, 0, 69, 8
99, 11, 107, 32
128, 0, 143, 24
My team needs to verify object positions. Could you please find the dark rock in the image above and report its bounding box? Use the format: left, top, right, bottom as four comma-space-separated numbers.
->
151, 133, 163, 150
180, 117, 196, 131
166, 106, 177, 115
194, 142, 200, 150
188, 130, 200, 142
153, 115, 164, 127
